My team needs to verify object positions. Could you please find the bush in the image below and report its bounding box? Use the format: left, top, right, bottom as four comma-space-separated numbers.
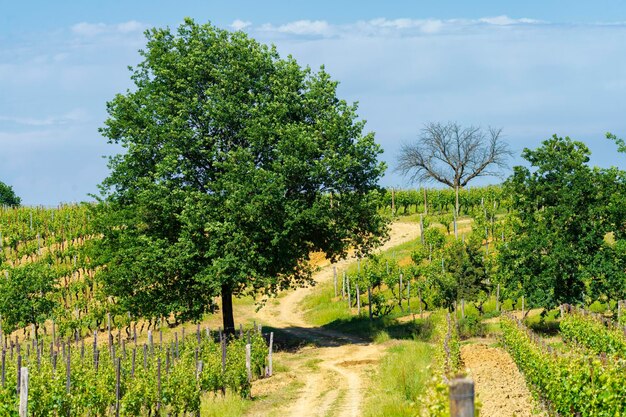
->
457, 315, 485, 338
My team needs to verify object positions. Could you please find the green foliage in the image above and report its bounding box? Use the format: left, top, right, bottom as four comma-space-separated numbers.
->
457, 314, 485, 338
502, 314, 626, 416
499, 135, 626, 308
422, 311, 461, 416
560, 309, 626, 357
0, 181, 20, 207
0, 263, 57, 335
95, 19, 388, 329
0, 330, 268, 415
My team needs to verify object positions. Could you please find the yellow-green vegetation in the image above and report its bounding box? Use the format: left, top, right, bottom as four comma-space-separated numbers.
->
363, 341, 435, 417
201, 391, 249, 417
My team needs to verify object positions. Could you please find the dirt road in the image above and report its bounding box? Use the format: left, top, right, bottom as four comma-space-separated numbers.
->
253, 221, 420, 417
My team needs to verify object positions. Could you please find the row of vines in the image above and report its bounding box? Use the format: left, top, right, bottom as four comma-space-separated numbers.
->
502, 313, 626, 416
1, 327, 268, 416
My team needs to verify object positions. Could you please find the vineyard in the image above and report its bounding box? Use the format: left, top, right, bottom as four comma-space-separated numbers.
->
0, 205, 273, 415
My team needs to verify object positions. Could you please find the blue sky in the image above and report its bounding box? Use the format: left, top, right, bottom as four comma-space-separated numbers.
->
1, 1, 626, 205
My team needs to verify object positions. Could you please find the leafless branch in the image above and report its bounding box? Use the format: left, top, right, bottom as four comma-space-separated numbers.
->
395, 122, 512, 189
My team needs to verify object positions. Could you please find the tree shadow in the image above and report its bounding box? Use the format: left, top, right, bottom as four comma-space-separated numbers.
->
259, 315, 432, 353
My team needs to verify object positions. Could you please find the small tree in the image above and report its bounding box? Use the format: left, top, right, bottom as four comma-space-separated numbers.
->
0, 181, 20, 206
499, 135, 626, 308
0, 264, 57, 338
396, 122, 511, 216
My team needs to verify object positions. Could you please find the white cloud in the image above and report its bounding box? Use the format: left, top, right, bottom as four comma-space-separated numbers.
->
230, 19, 251, 31
71, 22, 107, 36
71, 20, 146, 37
261, 20, 333, 36
252, 15, 544, 38
479, 15, 542, 25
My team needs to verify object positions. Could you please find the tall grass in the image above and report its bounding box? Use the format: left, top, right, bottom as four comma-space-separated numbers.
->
363, 341, 434, 417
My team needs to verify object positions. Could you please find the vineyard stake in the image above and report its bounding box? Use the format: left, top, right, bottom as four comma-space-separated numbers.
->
16, 354, 21, 394
115, 358, 121, 417
268, 332, 274, 377
496, 284, 500, 312
246, 343, 252, 382
66, 345, 70, 393
333, 266, 337, 297
19, 367, 28, 417
356, 283, 361, 315
157, 357, 162, 413
449, 377, 475, 417
407, 279, 411, 315
368, 286, 373, 321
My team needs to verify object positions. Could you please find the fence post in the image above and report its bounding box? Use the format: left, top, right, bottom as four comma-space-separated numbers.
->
449, 377, 474, 417
19, 367, 28, 417
333, 266, 337, 298
268, 332, 274, 377
246, 343, 252, 382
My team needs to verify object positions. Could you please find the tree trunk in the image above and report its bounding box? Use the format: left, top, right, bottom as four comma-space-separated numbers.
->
455, 184, 460, 217
221, 284, 235, 335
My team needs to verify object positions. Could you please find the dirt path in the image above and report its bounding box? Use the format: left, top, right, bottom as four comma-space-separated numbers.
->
253, 221, 420, 417
461, 341, 545, 417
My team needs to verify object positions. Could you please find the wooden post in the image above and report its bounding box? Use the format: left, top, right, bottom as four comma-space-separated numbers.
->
420, 214, 425, 245
221, 338, 226, 374
66, 345, 71, 393
19, 367, 28, 417
407, 279, 411, 315
268, 332, 274, 377
496, 284, 500, 312
356, 284, 361, 315
454, 215, 458, 239
419, 287, 423, 319
245, 343, 252, 383
333, 266, 337, 298
342, 271, 346, 300
156, 357, 161, 413
368, 286, 373, 320
449, 377, 474, 417
461, 299, 465, 319
347, 276, 351, 309
116, 358, 121, 417
399, 273, 403, 311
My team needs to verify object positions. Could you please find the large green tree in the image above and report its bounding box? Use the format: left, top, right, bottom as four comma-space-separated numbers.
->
93, 20, 388, 331
0, 181, 20, 206
498, 135, 626, 308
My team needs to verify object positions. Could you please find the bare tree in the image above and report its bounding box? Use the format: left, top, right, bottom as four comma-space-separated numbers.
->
396, 122, 511, 216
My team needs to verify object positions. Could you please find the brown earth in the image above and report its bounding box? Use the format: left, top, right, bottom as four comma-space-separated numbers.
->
250, 221, 421, 417
461, 341, 545, 417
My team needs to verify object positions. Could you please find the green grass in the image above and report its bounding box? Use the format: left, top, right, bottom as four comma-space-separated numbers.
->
363, 341, 435, 417
200, 391, 249, 417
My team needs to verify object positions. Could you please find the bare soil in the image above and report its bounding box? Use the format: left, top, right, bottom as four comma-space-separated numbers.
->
251, 221, 421, 417
461, 341, 545, 417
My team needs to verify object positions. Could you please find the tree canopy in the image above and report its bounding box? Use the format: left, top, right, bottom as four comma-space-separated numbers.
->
93, 19, 388, 331
0, 181, 21, 206
498, 135, 626, 308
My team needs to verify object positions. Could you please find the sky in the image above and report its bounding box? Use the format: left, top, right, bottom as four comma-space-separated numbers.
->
1, 1, 626, 205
